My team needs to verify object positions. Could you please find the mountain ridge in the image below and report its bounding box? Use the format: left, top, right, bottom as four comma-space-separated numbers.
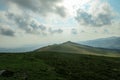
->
35, 41, 120, 57
79, 36, 120, 49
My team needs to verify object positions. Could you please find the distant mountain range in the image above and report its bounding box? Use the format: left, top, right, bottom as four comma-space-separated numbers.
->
0, 47, 34, 53
0, 44, 45, 53
79, 37, 120, 50
35, 41, 120, 57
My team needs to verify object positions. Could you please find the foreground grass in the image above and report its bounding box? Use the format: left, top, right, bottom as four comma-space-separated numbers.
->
0, 51, 120, 80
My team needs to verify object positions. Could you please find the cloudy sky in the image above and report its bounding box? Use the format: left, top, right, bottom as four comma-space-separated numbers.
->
0, 0, 120, 48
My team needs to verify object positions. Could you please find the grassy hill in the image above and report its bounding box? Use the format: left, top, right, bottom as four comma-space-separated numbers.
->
0, 52, 120, 80
36, 41, 120, 57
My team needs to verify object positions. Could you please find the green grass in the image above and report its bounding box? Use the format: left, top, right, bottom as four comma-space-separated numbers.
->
0, 51, 120, 80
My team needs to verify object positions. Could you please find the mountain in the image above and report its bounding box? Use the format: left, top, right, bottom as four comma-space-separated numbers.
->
79, 37, 120, 50
35, 41, 120, 57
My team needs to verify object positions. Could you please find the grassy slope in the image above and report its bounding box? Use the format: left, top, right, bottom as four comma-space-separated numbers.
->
36, 42, 120, 57
0, 52, 120, 80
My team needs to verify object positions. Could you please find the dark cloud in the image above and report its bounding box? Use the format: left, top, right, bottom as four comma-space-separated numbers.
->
6, 12, 48, 35
75, 8, 114, 27
71, 29, 77, 35
6, 12, 32, 33
94, 30, 98, 33
81, 30, 85, 33
30, 21, 47, 32
103, 29, 109, 34
38, 24, 46, 31
0, 27, 15, 37
49, 28, 63, 34
55, 6, 66, 17
9, 0, 66, 17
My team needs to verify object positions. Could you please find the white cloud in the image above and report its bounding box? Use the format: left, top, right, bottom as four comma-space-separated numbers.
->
75, 1, 116, 27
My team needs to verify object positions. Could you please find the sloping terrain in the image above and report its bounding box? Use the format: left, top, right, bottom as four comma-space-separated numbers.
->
36, 41, 120, 57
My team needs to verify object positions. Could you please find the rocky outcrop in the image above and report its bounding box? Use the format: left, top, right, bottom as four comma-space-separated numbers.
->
0, 70, 14, 77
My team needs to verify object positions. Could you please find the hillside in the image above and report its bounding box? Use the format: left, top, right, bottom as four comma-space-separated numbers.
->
0, 52, 120, 80
36, 41, 120, 57
79, 37, 120, 49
